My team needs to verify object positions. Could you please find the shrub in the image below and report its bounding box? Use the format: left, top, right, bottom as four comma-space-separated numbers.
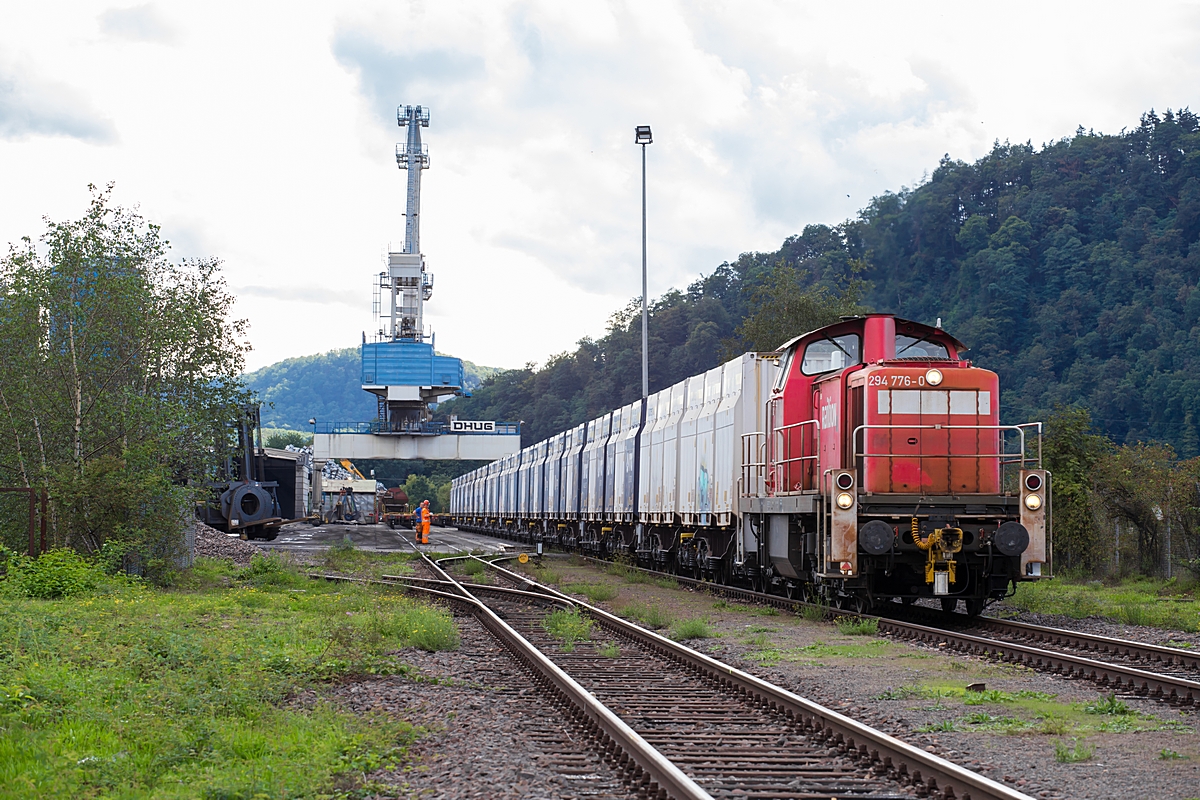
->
461, 558, 486, 576
3, 548, 102, 598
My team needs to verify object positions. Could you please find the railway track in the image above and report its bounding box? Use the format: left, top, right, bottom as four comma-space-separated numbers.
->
571, 556, 1200, 707
315, 554, 1035, 800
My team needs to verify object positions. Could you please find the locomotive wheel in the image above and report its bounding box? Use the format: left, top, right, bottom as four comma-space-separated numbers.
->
901, 596, 916, 606
965, 598, 986, 617
940, 597, 958, 613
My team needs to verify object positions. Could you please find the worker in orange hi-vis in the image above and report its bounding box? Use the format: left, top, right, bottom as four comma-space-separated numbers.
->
419, 499, 431, 545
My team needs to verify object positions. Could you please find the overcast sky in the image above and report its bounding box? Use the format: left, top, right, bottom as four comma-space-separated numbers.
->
2, 1, 1198, 372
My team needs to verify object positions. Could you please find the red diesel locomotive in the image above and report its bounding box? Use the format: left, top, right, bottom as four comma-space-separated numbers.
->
739, 313, 1048, 615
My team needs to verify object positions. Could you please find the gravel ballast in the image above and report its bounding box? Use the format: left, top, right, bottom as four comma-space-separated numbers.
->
301, 610, 630, 800
193, 521, 262, 566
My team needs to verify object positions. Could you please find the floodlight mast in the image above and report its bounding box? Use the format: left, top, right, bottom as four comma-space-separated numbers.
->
396, 105, 430, 254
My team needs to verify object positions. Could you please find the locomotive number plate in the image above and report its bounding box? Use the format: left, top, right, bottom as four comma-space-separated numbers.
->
866, 373, 930, 387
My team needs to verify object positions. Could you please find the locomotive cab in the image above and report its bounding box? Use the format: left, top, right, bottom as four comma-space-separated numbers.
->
759, 313, 1049, 614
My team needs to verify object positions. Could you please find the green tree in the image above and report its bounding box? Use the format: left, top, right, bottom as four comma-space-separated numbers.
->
729, 261, 867, 353
1042, 407, 1110, 572
264, 430, 312, 449
0, 186, 248, 567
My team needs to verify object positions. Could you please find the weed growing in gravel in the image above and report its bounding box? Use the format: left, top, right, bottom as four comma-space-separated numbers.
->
671, 618, 716, 641
598, 642, 621, 658
1037, 716, 1071, 735
653, 576, 678, 590
800, 603, 827, 622
1160, 748, 1187, 760
563, 582, 618, 603
619, 601, 673, 629
530, 566, 562, 585
460, 558, 487, 576
1167, 640, 1195, 649
1053, 739, 1095, 763
917, 719, 958, 732
747, 624, 777, 633
399, 605, 461, 652
753, 606, 780, 617
606, 562, 650, 584
963, 689, 1016, 705
1085, 694, 1131, 715
543, 608, 593, 652
834, 616, 878, 636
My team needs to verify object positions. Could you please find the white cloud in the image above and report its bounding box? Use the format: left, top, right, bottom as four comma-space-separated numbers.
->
0, 59, 117, 142
98, 4, 178, 44
0, 0, 1197, 373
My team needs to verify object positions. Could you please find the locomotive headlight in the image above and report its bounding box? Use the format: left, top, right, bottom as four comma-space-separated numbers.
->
836, 492, 854, 510
925, 368, 944, 386
1024, 493, 1043, 511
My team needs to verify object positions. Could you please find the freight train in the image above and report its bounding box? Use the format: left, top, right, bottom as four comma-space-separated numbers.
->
451, 314, 1050, 615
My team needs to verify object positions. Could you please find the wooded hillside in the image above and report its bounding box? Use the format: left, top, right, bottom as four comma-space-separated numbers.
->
441, 109, 1200, 453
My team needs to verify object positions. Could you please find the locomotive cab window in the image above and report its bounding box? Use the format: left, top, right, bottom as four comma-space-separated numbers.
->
800, 334, 861, 375
895, 334, 949, 360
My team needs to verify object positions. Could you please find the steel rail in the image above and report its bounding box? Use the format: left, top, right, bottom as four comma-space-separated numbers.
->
476, 557, 1034, 800
962, 615, 1200, 672
404, 553, 714, 800
874, 616, 1200, 704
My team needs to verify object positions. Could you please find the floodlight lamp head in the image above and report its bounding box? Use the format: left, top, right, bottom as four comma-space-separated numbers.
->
635, 125, 653, 145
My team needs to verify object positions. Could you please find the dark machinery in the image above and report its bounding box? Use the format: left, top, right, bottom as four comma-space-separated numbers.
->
198, 405, 285, 540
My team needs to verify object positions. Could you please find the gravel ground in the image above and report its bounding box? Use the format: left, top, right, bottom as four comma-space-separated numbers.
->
528, 558, 1200, 800
193, 521, 262, 565
295, 609, 631, 800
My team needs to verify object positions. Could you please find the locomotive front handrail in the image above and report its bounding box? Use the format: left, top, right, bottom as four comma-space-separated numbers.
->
851, 423, 1042, 470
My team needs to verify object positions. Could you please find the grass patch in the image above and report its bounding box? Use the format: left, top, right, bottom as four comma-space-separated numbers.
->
834, 616, 878, 636
753, 606, 780, 617
1161, 748, 1188, 760
652, 576, 678, 590
875, 681, 1183, 737
563, 582, 618, 603
542, 608, 593, 652
0, 553, 452, 797
606, 562, 650, 584
671, 618, 716, 641
751, 638, 898, 667
597, 642, 621, 658
618, 601, 674, 629
1054, 739, 1095, 763
1008, 575, 1200, 633
320, 540, 418, 579
527, 565, 562, 586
